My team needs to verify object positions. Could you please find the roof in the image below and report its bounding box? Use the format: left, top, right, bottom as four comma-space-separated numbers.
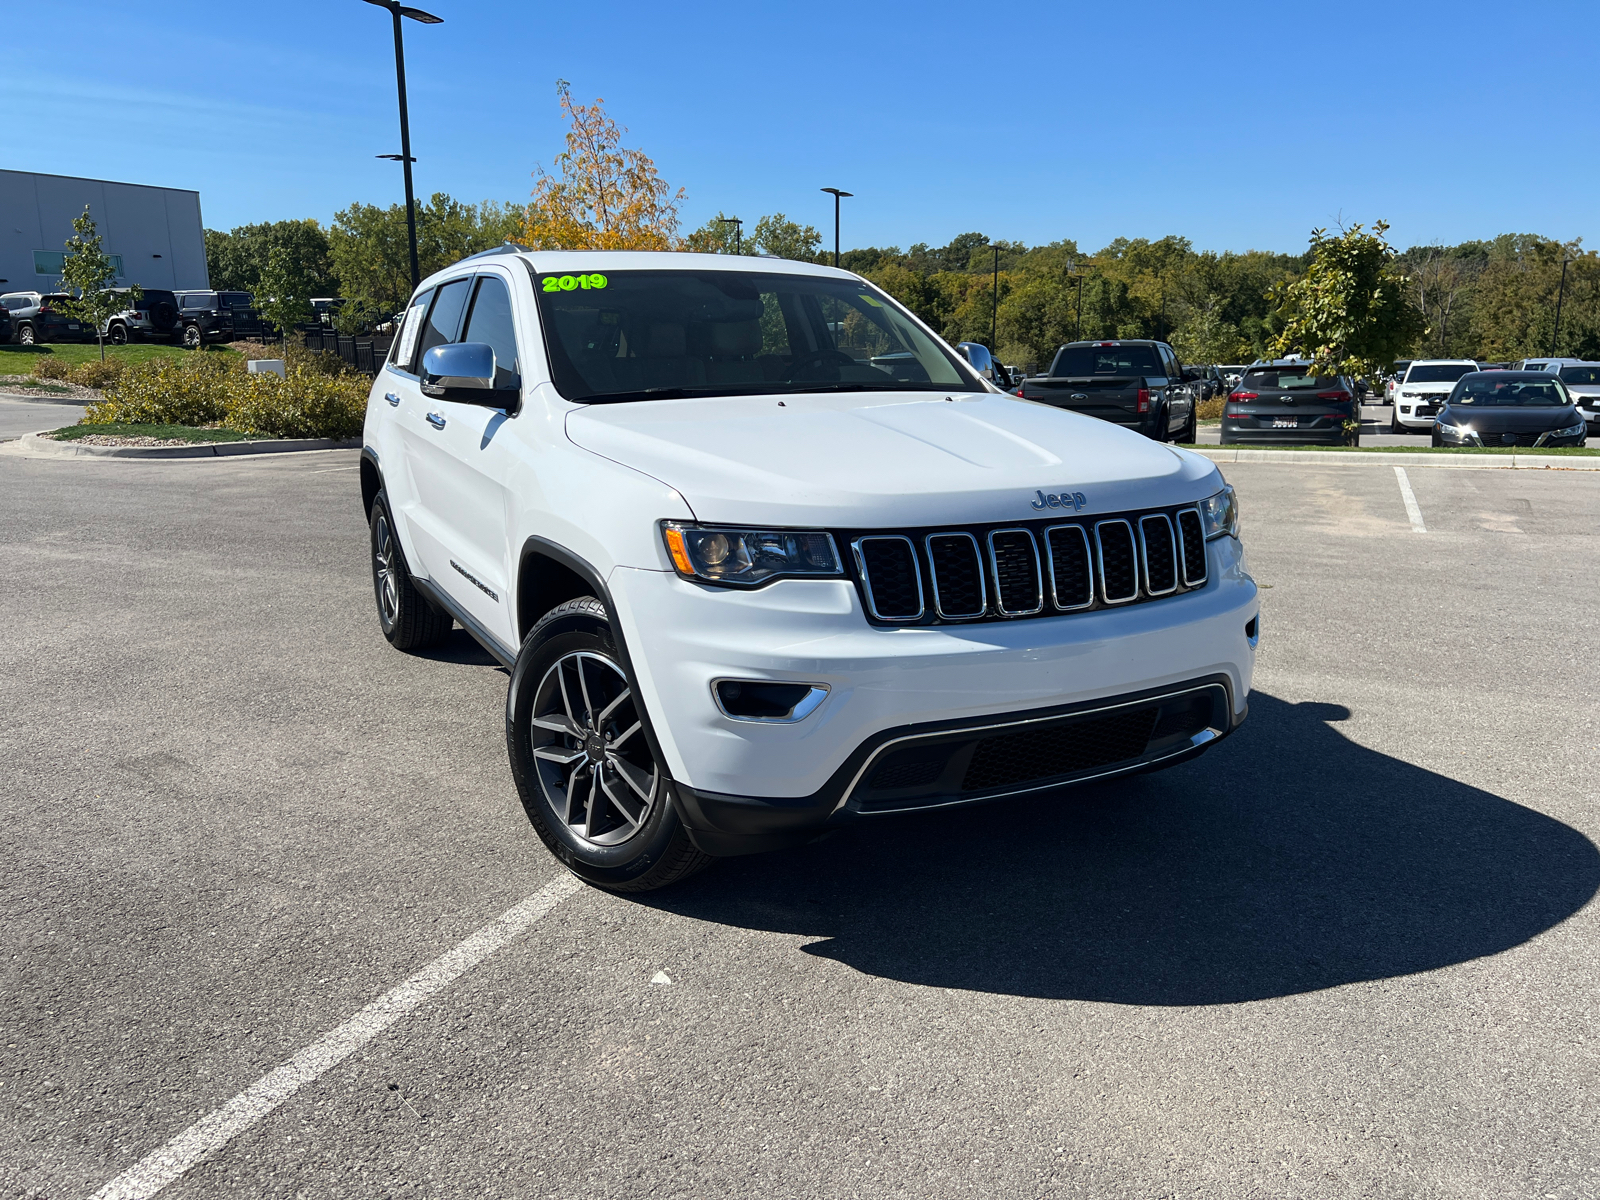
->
424, 248, 861, 290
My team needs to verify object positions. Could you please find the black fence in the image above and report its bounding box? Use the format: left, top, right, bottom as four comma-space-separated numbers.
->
300, 329, 395, 376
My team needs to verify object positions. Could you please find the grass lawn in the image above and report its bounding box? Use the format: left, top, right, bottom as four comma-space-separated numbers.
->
48, 423, 253, 444
0, 343, 236, 375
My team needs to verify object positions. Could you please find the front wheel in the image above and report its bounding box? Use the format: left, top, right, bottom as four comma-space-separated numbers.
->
17, 323, 36, 346
507, 597, 712, 892
1389, 409, 1403, 435
1182, 404, 1198, 444
109, 324, 128, 345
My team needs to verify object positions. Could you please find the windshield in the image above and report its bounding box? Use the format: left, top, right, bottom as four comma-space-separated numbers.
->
1242, 369, 1341, 390
1558, 365, 1600, 386
1449, 376, 1569, 406
535, 269, 979, 402
1407, 363, 1477, 384
1050, 345, 1163, 376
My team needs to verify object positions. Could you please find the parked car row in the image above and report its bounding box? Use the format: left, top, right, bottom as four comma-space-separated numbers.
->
1383, 357, 1598, 441
0, 287, 262, 346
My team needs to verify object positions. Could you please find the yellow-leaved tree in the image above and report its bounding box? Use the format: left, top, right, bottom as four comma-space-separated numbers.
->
525, 81, 685, 250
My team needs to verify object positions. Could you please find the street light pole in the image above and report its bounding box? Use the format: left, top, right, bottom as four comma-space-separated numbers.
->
714, 216, 743, 255
820, 188, 852, 268
991, 244, 999, 350
364, 0, 442, 295
1550, 257, 1571, 357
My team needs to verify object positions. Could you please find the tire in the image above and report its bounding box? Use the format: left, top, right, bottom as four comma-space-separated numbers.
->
1389, 409, 1403, 435
369, 492, 453, 651
1182, 404, 1198, 444
17, 323, 35, 346
182, 324, 203, 350
506, 596, 713, 892
109, 323, 128, 345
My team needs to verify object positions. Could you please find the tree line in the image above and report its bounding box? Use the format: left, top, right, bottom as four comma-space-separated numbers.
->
202, 82, 1597, 367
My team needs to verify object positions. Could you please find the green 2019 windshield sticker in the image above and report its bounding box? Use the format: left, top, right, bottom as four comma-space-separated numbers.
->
541, 273, 608, 293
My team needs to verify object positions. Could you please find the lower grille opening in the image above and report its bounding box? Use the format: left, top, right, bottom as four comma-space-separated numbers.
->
962, 706, 1158, 792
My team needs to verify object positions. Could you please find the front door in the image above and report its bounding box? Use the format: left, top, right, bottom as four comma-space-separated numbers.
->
399, 272, 525, 651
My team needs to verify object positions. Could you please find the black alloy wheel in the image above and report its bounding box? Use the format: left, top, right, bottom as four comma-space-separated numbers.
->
182, 324, 203, 350
507, 596, 712, 892
109, 323, 128, 345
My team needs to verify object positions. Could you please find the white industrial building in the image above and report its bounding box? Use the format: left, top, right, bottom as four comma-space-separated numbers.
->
0, 169, 209, 293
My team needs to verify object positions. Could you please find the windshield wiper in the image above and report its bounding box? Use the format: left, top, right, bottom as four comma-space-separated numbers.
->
785, 382, 933, 394
576, 387, 688, 404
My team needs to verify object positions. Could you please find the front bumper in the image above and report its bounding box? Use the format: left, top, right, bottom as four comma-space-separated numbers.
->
606, 536, 1258, 851
1396, 399, 1446, 427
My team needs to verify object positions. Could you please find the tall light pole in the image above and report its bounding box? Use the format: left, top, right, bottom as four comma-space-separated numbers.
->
715, 215, 743, 255
363, 0, 442, 295
1550, 257, 1572, 357
820, 187, 852, 268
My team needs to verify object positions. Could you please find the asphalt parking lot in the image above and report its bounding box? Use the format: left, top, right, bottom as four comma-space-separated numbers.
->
3, 448, 1598, 1200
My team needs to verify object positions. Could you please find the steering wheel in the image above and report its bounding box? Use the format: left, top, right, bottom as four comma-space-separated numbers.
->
783, 348, 857, 381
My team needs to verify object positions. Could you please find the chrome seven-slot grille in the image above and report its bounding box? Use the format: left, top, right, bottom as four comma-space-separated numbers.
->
844, 505, 1207, 626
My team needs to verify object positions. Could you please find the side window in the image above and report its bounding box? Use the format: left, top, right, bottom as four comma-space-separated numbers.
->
390, 288, 433, 371
460, 275, 521, 390
416, 277, 471, 364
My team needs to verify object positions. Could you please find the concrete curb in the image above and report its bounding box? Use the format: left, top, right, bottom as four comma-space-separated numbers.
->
1189, 447, 1600, 471
1, 431, 360, 460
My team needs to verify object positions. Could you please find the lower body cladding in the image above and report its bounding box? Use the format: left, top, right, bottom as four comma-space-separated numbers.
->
606, 538, 1257, 856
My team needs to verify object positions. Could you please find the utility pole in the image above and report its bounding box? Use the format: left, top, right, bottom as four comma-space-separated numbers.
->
1550, 257, 1571, 357
820, 188, 852, 268
365, 0, 442, 295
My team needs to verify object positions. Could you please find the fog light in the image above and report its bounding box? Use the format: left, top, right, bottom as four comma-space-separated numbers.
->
713, 679, 830, 723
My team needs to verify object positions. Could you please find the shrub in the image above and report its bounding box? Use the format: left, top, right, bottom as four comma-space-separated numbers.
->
31, 357, 71, 380
223, 368, 370, 440
230, 339, 353, 378
68, 357, 127, 389
1197, 396, 1225, 420
83, 354, 236, 426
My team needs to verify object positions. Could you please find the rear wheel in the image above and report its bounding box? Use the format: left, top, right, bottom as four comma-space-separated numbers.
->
369, 491, 453, 651
507, 597, 712, 892
182, 324, 203, 350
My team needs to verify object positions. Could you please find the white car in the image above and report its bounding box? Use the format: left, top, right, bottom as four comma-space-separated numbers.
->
1551, 362, 1600, 436
1390, 359, 1480, 432
360, 249, 1258, 891
1384, 360, 1412, 406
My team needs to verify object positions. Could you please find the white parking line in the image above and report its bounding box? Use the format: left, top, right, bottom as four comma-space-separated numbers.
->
1394, 466, 1426, 533
89, 873, 584, 1200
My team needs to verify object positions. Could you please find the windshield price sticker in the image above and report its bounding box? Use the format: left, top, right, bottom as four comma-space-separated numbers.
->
542, 273, 608, 293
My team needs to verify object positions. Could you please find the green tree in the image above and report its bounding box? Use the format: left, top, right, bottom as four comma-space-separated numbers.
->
683, 212, 743, 253
747, 213, 821, 261
328, 193, 526, 318
57, 205, 136, 361
255, 245, 316, 340
1269, 221, 1424, 377
205, 219, 337, 296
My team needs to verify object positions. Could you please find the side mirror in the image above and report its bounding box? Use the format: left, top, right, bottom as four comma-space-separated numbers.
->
421, 342, 513, 405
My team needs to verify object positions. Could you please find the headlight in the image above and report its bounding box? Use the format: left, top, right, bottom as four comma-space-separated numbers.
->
1437, 422, 1473, 441
1554, 420, 1587, 439
662, 523, 843, 586
1200, 485, 1239, 540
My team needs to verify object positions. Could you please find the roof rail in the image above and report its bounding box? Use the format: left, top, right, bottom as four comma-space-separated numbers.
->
459, 243, 533, 263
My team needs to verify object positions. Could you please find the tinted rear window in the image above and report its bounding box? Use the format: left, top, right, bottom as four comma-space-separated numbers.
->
1242, 369, 1340, 390
1051, 345, 1163, 376
220, 294, 253, 308
1558, 365, 1600, 386
1407, 363, 1477, 384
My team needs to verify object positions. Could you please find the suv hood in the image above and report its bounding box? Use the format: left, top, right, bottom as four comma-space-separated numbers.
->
564, 390, 1220, 527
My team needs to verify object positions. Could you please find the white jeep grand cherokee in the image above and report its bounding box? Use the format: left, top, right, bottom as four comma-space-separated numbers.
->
361, 250, 1258, 891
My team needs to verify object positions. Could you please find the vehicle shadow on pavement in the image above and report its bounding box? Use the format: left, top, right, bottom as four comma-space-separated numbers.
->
644, 692, 1600, 1004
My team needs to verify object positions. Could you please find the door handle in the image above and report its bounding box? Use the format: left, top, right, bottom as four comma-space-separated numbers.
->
426, 412, 446, 430
385, 392, 401, 407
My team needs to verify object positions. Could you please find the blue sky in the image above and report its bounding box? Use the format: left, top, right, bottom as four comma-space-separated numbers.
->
6, 0, 1597, 255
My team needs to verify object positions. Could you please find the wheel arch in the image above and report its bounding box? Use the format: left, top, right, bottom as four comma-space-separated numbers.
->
359, 447, 382, 519
512, 536, 676, 793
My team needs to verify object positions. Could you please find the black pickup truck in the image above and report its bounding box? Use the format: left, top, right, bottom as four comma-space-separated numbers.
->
1020, 339, 1198, 442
